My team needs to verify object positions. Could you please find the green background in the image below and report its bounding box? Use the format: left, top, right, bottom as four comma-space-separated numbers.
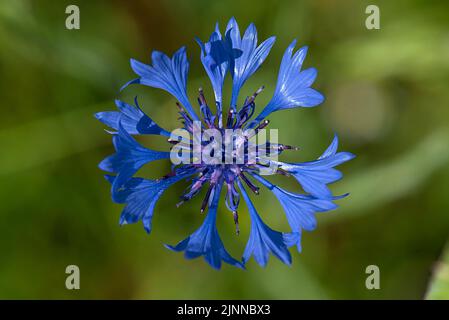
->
0, 0, 448, 299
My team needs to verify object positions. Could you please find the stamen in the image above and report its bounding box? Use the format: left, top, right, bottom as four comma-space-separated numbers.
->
180, 170, 209, 203
278, 144, 300, 151
256, 119, 270, 131
226, 108, 235, 128
158, 171, 176, 181
176, 102, 191, 119
167, 139, 191, 147
176, 102, 193, 131
167, 134, 192, 149
239, 172, 259, 195
257, 143, 300, 153
246, 119, 270, 139
233, 211, 240, 235
198, 88, 215, 128
200, 184, 214, 213
244, 85, 265, 107
254, 85, 265, 96
198, 87, 207, 106
235, 102, 255, 128
276, 168, 291, 177
176, 200, 184, 208
216, 101, 223, 128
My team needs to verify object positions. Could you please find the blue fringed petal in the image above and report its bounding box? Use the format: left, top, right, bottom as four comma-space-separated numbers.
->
238, 180, 299, 267
251, 173, 343, 252
279, 135, 355, 198
105, 166, 195, 233
250, 40, 324, 126
225, 18, 276, 108
122, 47, 199, 121
273, 190, 340, 233
95, 98, 170, 136
165, 183, 244, 270
196, 24, 232, 106
99, 123, 170, 194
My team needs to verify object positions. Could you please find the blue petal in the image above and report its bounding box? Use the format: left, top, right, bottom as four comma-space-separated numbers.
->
252, 174, 337, 229
319, 133, 339, 159
251, 174, 344, 252
105, 166, 195, 233
99, 123, 170, 194
225, 18, 276, 108
95, 98, 170, 136
225, 17, 241, 51
165, 183, 244, 270
196, 28, 230, 105
122, 47, 199, 121
250, 40, 324, 125
238, 180, 300, 267
279, 135, 355, 198
274, 190, 342, 232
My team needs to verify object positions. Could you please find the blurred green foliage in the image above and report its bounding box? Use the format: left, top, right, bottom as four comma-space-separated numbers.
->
0, 0, 448, 299
427, 243, 449, 299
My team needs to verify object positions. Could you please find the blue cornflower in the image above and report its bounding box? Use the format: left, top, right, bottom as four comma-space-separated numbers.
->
96, 18, 354, 269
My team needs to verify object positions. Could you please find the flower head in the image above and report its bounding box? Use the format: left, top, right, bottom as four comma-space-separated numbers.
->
96, 18, 354, 269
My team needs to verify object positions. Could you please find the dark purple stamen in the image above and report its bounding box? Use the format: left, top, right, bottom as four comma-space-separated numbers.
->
242, 86, 264, 108
200, 184, 214, 213
233, 211, 240, 235
198, 87, 207, 106
276, 168, 291, 177
235, 102, 255, 128
278, 144, 299, 151
158, 170, 177, 182
176, 102, 194, 132
255, 119, 270, 131
226, 108, 235, 128
239, 172, 259, 195
198, 88, 214, 128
